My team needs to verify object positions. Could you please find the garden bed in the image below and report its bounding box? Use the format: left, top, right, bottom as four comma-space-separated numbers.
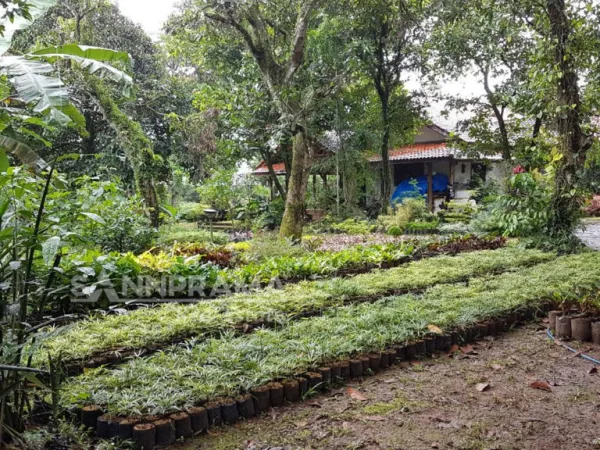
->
60, 252, 600, 419
173, 326, 600, 450
61, 235, 504, 304
36, 247, 552, 372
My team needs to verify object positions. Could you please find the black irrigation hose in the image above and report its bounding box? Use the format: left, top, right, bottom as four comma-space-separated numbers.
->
546, 328, 600, 365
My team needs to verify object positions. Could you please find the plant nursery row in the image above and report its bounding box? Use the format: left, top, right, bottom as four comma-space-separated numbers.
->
37, 247, 553, 369
61, 251, 600, 419
59, 235, 505, 303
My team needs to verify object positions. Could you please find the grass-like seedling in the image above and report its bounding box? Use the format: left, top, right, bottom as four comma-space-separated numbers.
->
60, 251, 600, 416
36, 247, 553, 367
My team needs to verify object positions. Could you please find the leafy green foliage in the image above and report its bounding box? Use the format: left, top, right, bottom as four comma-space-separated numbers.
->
473, 172, 551, 237
177, 202, 211, 222
59, 250, 600, 416
378, 197, 433, 232
157, 223, 229, 247
37, 246, 550, 367
69, 178, 156, 254
329, 219, 375, 235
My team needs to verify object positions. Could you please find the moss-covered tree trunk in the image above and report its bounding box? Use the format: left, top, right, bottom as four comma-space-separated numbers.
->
280, 129, 312, 239
546, 0, 586, 239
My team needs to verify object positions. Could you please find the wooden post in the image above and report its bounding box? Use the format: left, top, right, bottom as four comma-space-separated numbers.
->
321, 174, 328, 191
449, 157, 455, 200
269, 177, 274, 200
312, 174, 317, 197
426, 161, 434, 212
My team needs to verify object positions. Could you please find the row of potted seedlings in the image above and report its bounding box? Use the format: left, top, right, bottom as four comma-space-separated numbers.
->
78, 303, 550, 450
549, 310, 600, 344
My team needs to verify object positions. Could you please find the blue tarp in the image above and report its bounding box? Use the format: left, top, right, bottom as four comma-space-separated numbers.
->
390, 174, 450, 206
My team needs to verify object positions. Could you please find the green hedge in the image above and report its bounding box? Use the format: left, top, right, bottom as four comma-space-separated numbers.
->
61, 251, 600, 416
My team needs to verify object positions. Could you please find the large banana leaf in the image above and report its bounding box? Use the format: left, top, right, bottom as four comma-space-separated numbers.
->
0, 0, 57, 55
0, 132, 49, 171
31, 45, 134, 96
32, 44, 132, 67
0, 56, 74, 125
0, 45, 134, 126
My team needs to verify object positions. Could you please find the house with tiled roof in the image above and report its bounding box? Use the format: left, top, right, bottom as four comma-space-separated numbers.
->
253, 123, 503, 213
368, 124, 503, 211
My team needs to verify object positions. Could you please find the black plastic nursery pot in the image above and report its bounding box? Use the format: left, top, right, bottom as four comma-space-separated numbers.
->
80, 302, 557, 450
118, 418, 140, 440
236, 394, 256, 419
571, 317, 592, 342
349, 359, 363, 378
132, 423, 155, 450
206, 402, 223, 427
153, 418, 175, 446
250, 385, 270, 413
556, 315, 572, 339
268, 382, 285, 407
283, 380, 301, 403
188, 406, 209, 433
220, 399, 240, 424
592, 321, 600, 345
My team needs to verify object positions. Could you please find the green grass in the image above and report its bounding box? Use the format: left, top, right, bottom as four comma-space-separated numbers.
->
157, 222, 229, 246
36, 247, 553, 366
59, 251, 600, 416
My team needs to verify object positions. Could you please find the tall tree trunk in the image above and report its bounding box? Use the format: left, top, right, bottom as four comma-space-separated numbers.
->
546, 0, 585, 238
379, 90, 393, 211
280, 128, 312, 239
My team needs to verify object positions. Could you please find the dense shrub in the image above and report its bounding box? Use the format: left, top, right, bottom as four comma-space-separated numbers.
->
378, 197, 435, 232
472, 172, 550, 237
157, 223, 229, 246
178, 202, 211, 222
405, 220, 440, 232
329, 218, 375, 235
71, 178, 157, 254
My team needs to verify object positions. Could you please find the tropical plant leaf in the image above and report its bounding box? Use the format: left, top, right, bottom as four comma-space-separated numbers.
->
42, 236, 61, 265
0, 148, 8, 172
80, 212, 106, 224
32, 44, 132, 66
0, 0, 58, 55
31, 46, 134, 95
0, 132, 48, 170
0, 56, 71, 124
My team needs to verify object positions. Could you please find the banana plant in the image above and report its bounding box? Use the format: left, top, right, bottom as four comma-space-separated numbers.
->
0, 44, 134, 170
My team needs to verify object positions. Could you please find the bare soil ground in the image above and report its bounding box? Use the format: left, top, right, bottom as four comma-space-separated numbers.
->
175, 325, 600, 450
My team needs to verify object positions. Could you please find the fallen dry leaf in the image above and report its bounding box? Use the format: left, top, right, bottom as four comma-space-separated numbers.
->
476, 383, 490, 392
530, 380, 552, 392
427, 324, 443, 334
460, 344, 477, 355
294, 421, 308, 429
346, 387, 368, 401
449, 344, 460, 353
491, 364, 502, 370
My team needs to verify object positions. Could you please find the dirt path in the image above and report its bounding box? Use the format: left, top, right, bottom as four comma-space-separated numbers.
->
175, 325, 600, 450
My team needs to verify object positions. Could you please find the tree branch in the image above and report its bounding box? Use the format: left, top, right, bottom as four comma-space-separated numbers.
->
284, 0, 320, 85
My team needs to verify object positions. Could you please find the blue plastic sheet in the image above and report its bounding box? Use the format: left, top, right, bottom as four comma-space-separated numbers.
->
390, 174, 450, 206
